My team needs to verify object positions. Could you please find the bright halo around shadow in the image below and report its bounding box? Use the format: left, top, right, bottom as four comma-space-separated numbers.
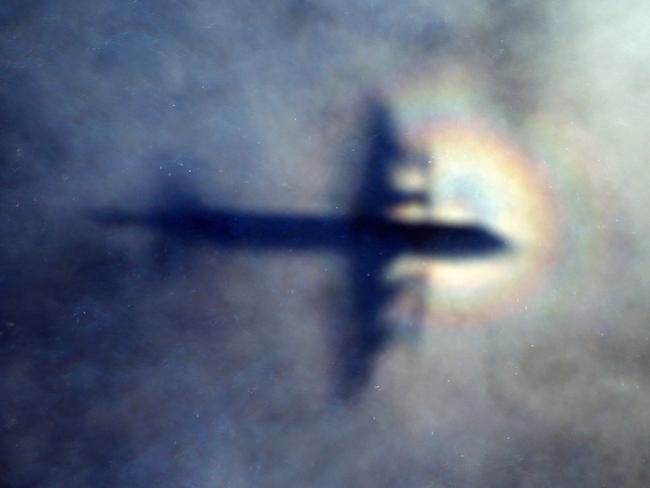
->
386, 120, 558, 328
378, 64, 616, 332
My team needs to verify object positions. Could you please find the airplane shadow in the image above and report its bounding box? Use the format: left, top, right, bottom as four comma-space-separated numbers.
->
91, 98, 510, 400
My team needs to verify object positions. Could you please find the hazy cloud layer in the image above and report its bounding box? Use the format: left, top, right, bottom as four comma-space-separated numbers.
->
1, 1, 649, 487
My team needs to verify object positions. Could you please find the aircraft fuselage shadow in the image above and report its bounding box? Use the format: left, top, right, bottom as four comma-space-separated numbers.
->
92, 208, 507, 256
